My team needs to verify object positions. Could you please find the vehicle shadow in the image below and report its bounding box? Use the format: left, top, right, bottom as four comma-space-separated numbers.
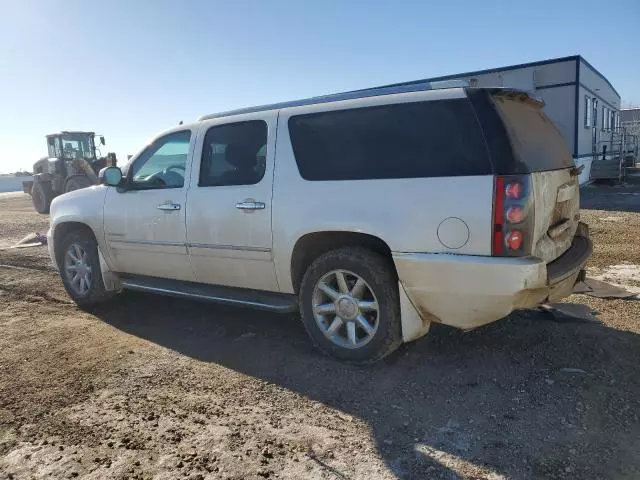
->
580, 184, 640, 213
95, 292, 640, 479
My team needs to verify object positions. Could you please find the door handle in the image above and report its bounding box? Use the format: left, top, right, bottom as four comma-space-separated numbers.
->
235, 201, 265, 211
157, 202, 181, 211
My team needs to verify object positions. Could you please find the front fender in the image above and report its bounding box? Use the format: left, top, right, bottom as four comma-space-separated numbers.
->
49, 186, 112, 269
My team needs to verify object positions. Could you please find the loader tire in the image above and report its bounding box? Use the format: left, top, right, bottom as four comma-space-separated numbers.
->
64, 175, 93, 193
31, 181, 53, 214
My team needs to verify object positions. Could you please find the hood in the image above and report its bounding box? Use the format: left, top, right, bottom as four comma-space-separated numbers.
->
50, 185, 109, 222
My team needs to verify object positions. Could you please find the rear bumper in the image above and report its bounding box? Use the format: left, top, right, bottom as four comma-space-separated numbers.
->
394, 253, 549, 330
393, 224, 592, 332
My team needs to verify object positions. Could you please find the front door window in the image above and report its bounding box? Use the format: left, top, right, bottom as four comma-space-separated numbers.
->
130, 131, 191, 189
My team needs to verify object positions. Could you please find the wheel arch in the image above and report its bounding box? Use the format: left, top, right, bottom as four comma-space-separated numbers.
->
53, 220, 119, 306
290, 230, 395, 294
53, 221, 98, 267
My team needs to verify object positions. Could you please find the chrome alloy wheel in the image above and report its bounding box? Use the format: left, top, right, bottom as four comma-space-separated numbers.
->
63, 243, 92, 296
311, 269, 379, 349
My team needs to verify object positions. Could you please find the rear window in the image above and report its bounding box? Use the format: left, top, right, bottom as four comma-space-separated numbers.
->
288, 99, 492, 181
492, 94, 573, 172
199, 120, 267, 187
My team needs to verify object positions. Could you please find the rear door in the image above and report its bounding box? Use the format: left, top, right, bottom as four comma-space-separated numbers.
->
490, 92, 580, 262
185, 111, 279, 291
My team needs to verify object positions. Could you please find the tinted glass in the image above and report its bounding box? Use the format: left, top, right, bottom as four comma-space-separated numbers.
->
492, 94, 573, 172
131, 131, 191, 189
199, 121, 267, 187
288, 99, 491, 181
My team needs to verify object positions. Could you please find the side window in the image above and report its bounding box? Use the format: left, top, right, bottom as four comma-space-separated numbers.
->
288, 99, 491, 181
611, 110, 616, 132
199, 120, 267, 187
130, 131, 191, 189
47, 138, 57, 158
49, 137, 62, 158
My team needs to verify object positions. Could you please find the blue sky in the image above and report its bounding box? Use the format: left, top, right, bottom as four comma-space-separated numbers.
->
1, 0, 638, 173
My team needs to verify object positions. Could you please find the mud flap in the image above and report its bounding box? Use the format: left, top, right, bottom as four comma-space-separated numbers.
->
399, 281, 431, 342
99, 248, 122, 292
547, 269, 582, 302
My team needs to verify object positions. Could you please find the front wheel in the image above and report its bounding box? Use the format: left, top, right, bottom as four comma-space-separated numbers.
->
58, 229, 115, 309
299, 247, 403, 363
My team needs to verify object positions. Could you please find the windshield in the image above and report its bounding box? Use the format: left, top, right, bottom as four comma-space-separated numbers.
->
60, 133, 96, 160
492, 93, 573, 172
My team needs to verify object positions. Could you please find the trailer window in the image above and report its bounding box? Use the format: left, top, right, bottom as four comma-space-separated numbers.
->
584, 96, 592, 128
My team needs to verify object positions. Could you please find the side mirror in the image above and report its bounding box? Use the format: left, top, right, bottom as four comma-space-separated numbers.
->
99, 166, 123, 187
100, 136, 106, 145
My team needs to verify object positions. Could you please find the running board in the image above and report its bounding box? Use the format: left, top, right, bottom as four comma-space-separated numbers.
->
119, 274, 298, 313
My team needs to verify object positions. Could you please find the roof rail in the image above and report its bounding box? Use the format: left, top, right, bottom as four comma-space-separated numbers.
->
198, 79, 469, 121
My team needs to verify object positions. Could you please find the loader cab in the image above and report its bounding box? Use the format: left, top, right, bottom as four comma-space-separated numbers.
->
47, 132, 98, 162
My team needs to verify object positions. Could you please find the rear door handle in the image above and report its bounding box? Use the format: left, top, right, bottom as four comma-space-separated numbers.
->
235, 201, 265, 211
157, 202, 181, 211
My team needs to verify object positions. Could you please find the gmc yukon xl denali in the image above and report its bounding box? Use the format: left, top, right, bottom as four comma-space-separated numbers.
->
47, 84, 592, 362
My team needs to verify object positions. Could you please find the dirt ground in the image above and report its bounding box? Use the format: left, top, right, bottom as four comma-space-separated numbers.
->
0, 188, 639, 480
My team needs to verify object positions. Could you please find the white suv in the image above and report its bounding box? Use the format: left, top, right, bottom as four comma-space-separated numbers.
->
47, 84, 592, 362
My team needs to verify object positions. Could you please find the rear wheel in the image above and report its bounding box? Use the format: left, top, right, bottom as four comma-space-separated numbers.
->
58, 229, 114, 309
299, 247, 403, 363
31, 181, 53, 214
64, 175, 93, 193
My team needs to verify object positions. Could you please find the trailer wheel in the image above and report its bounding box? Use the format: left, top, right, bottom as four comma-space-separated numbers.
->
64, 175, 93, 193
31, 181, 53, 214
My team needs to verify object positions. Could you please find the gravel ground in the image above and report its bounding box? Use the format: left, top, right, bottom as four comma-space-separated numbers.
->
0, 190, 639, 480
0, 193, 50, 249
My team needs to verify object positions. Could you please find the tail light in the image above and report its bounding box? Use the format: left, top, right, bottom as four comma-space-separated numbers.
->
492, 175, 534, 256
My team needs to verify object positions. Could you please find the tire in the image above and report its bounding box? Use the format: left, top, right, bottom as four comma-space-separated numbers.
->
64, 175, 93, 193
58, 229, 115, 309
299, 247, 403, 363
31, 181, 53, 214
